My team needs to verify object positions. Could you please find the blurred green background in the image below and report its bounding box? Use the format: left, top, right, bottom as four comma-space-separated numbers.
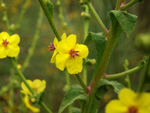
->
0, 0, 150, 113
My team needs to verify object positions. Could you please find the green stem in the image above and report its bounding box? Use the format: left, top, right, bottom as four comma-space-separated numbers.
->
84, 19, 121, 113
138, 56, 150, 92
87, 2, 108, 35
83, 60, 87, 85
15, 0, 30, 30
82, 5, 90, 85
75, 74, 88, 93
38, 0, 61, 41
105, 62, 145, 79
9, 57, 53, 113
21, 8, 43, 72
115, 0, 123, 10
0, 0, 10, 30
120, 0, 138, 11
40, 101, 53, 113
8, 57, 35, 95
83, 5, 90, 40
65, 70, 70, 89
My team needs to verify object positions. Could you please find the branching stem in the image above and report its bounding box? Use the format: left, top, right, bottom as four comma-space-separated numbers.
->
87, 2, 108, 35
105, 62, 145, 79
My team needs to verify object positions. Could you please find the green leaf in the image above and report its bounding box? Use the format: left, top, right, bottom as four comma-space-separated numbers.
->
45, 0, 53, 18
110, 10, 137, 35
96, 79, 124, 94
84, 32, 106, 78
72, 107, 81, 113
58, 85, 87, 113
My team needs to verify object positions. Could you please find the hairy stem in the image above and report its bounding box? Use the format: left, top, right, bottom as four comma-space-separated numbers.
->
38, 0, 61, 41
9, 57, 52, 113
75, 74, 88, 93
120, 0, 138, 11
87, 2, 108, 35
40, 101, 53, 113
105, 61, 145, 79
138, 56, 150, 92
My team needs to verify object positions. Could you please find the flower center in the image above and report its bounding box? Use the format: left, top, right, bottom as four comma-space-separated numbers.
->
2, 39, 9, 47
69, 49, 80, 59
128, 106, 138, 113
48, 43, 55, 51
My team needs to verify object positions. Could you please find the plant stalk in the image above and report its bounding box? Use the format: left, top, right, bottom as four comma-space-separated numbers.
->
120, 0, 138, 11
38, 0, 61, 41
105, 61, 145, 79
75, 74, 88, 93
87, 2, 108, 35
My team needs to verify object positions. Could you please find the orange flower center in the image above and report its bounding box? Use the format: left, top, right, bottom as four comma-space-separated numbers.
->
48, 43, 55, 51
69, 49, 80, 59
128, 106, 138, 113
2, 39, 9, 47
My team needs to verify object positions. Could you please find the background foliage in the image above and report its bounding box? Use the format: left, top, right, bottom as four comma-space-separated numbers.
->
0, 0, 150, 113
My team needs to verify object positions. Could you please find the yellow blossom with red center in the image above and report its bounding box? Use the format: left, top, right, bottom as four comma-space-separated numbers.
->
48, 33, 66, 63
55, 34, 89, 74
0, 32, 20, 59
105, 88, 150, 113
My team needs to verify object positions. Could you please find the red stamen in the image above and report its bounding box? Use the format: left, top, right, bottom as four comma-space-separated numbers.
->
128, 106, 138, 113
2, 39, 9, 47
48, 43, 55, 51
69, 49, 80, 59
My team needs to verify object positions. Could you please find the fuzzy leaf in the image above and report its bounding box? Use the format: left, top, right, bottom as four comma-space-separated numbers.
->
110, 10, 137, 35
96, 79, 124, 94
84, 32, 106, 77
72, 107, 81, 113
58, 85, 87, 113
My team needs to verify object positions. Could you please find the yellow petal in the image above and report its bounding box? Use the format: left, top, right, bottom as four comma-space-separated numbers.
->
54, 37, 58, 47
36, 80, 46, 93
0, 32, 9, 40
7, 45, 20, 57
23, 95, 40, 113
136, 92, 150, 107
21, 80, 32, 95
0, 46, 7, 59
75, 44, 89, 58
61, 33, 67, 40
119, 88, 136, 106
105, 100, 127, 113
66, 57, 83, 74
32, 79, 46, 93
56, 53, 70, 71
8, 34, 20, 45
66, 34, 76, 49
56, 40, 70, 53
139, 106, 150, 113
50, 50, 57, 63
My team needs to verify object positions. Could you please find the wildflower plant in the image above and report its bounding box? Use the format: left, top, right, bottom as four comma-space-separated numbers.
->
0, 0, 150, 113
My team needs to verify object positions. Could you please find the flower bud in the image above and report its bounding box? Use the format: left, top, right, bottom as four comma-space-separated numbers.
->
135, 34, 150, 55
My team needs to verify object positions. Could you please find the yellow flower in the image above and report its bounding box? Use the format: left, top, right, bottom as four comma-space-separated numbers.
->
0, 32, 20, 59
21, 79, 46, 95
23, 95, 40, 113
55, 34, 89, 74
48, 33, 66, 63
105, 88, 150, 113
